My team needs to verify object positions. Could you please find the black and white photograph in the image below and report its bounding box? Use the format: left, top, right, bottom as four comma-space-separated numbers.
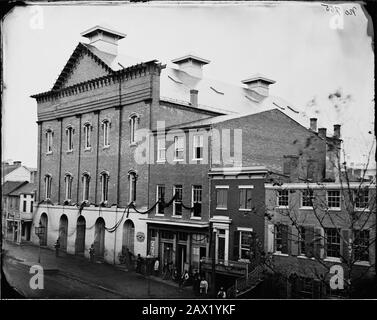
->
1, 0, 376, 305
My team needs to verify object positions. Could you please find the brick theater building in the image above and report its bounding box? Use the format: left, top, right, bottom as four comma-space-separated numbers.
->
31, 26, 361, 296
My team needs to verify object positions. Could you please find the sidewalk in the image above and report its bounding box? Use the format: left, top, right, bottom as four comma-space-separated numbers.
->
2, 241, 196, 299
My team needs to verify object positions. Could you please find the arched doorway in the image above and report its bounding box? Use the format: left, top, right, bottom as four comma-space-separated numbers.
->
122, 220, 135, 254
75, 216, 86, 255
39, 213, 48, 246
94, 218, 105, 259
59, 214, 68, 252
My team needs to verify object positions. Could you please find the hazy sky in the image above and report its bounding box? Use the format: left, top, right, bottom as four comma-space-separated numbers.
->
2, 1, 375, 168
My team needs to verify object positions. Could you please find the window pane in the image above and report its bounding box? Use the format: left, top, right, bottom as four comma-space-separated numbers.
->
327, 190, 340, 208
325, 228, 340, 258
278, 190, 289, 206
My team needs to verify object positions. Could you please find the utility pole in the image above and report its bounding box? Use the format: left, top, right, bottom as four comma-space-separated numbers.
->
210, 224, 216, 298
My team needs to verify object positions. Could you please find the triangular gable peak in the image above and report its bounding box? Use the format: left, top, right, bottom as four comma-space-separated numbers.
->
52, 42, 114, 91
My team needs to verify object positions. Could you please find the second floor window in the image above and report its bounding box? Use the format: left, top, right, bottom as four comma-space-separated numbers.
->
193, 135, 203, 160
83, 123, 91, 149
327, 190, 340, 209
192, 185, 202, 217
130, 115, 138, 144
102, 120, 110, 147
173, 185, 182, 216
46, 130, 53, 153
100, 172, 109, 203
325, 228, 340, 258
44, 175, 52, 199
355, 188, 369, 209
301, 189, 314, 207
239, 187, 252, 210
216, 187, 228, 209
82, 173, 90, 201
23, 200, 27, 212
174, 136, 184, 160
277, 190, 289, 207
129, 172, 137, 203
156, 185, 165, 214
66, 126, 74, 151
64, 174, 73, 201
157, 138, 166, 161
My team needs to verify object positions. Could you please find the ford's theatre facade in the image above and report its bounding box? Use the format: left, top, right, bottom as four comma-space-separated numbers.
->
31, 26, 361, 296
30, 26, 225, 263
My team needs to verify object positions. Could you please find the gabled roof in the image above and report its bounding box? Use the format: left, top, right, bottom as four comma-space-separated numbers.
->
37, 41, 313, 130
51, 42, 114, 91
9, 182, 36, 196
2, 181, 28, 196
2, 164, 20, 176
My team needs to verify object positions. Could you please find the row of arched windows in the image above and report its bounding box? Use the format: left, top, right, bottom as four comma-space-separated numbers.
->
44, 170, 137, 204
45, 114, 139, 153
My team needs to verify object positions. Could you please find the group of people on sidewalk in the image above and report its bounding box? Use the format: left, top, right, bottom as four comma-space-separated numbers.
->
81, 244, 228, 298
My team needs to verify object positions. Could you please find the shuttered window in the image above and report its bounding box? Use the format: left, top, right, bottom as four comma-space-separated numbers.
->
216, 188, 228, 209
156, 185, 165, 214
173, 185, 182, 216
239, 188, 252, 210
192, 185, 202, 217
275, 224, 288, 254
354, 229, 369, 262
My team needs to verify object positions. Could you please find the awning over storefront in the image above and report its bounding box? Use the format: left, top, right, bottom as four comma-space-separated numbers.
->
142, 218, 209, 233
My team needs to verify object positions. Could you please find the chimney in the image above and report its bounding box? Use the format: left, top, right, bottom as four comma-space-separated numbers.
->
81, 25, 126, 56
171, 54, 210, 79
283, 155, 299, 182
318, 128, 327, 139
333, 124, 341, 139
242, 74, 275, 97
13, 161, 21, 167
310, 118, 317, 132
190, 89, 198, 108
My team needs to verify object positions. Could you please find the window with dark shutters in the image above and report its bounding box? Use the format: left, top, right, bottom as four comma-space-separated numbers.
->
354, 229, 369, 262
305, 226, 315, 258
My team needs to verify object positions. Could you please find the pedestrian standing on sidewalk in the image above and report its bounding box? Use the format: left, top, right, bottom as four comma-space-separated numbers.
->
153, 258, 160, 276
136, 254, 142, 273
217, 287, 227, 299
193, 270, 200, 296
200, 278, 208, 296
89, 244, 95, 262
54, 238, 60, 257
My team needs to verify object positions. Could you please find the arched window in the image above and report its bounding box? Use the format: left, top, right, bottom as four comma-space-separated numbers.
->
102, 120, 110, 147
128, 171, 137, 203
129, 114, 139, 144
46, 129, 53, 154
44, 174, 52, 199
83, 122, 92, 149
100, 171, 109, 203
82, 173, 90, 201
64, 173, 73, 201
66, 125, 74, 151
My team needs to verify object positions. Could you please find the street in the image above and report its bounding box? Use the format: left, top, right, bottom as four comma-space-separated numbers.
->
2, 241, 196, 299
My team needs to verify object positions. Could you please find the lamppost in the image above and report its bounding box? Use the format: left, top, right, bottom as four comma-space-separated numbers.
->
35, 222, 45, 264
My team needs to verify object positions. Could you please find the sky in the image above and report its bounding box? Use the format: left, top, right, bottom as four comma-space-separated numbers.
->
2, 1, 375, 168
